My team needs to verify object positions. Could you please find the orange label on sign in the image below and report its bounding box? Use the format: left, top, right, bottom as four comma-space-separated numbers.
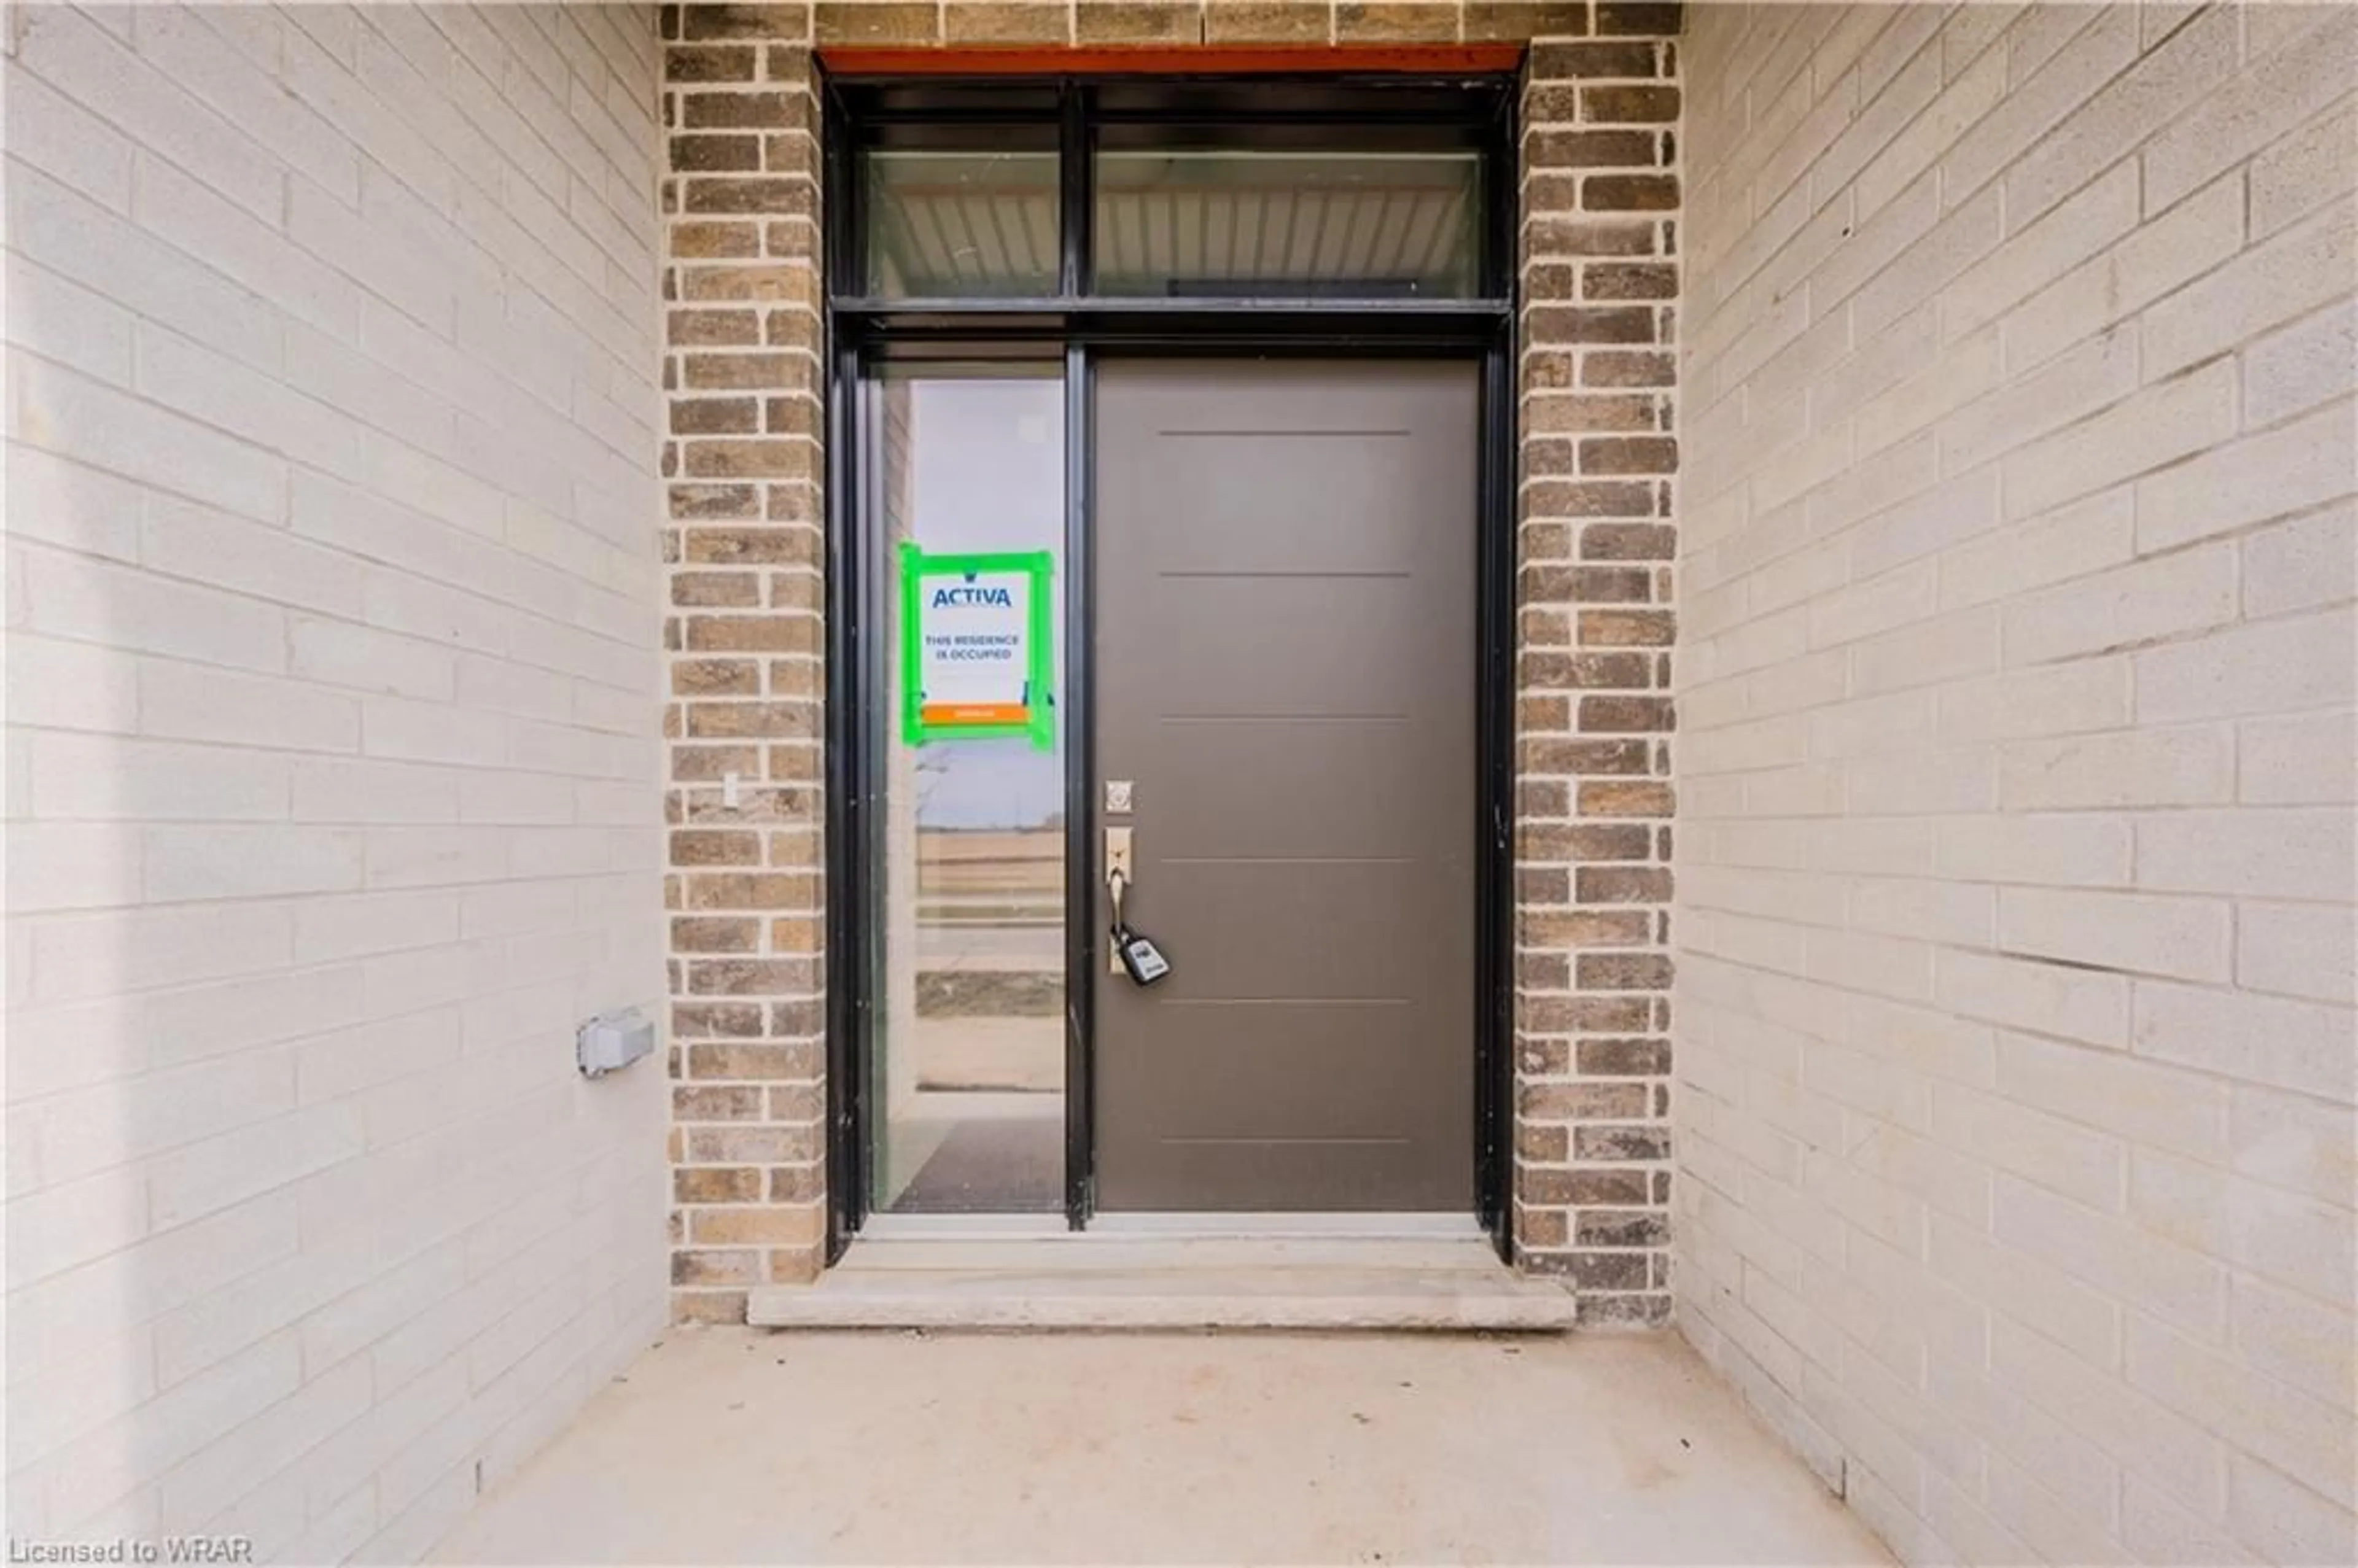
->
919, 702, 1030, 727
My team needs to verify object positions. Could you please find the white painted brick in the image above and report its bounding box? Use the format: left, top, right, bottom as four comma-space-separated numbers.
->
134, 324, 368, 480
1936, 658, 2129, 744
289, 616, 458, 702
2125, 1314, 2354, 1504
7, 821, 144, 914
25, 903, 291, 1006
2001, 541, 2237, 667
1929, 1213, 2122, 1368
6, 1192, 292, 1386
290, 891, 462, 966
284, 322, 461, 460
17, 4, 285, 222
2005, 359, 2240, 521
1846, 878, 1995, 948
2235, 900, 2355, 1005
2147, 11, 2356, 215
130, 4, 361, 207
1943, 160, 2138, 344
137, 662, 359, 755
34, 1333, 303, 1531
10, 354, 288, 524
28, 732, 289, 823
2225, 1452, 2358, 1566
7, 444, 145, 562
1932, 811, 2133, 888
147, 1101, 368, 1233
7, 255, 136, 384
9, 1333, 160, 1474
1996, 1031, 2227, 1164
2007, 3, 2240, 227
2139, 1148, 2357, 1307
16, 541, 286, 674
360, 697, 510, 767
141, 497, 365, 619
1934, 949, 2130, 1048
1854, 184, 2002, 338
1980, 1450, 2127, 1568
144, 825, 366, 903
292, 759, 462, 826
287, 171, 458, 338
2136, 805, 2355, 902
1942, 322, 2139, 477
1854, 322, 2006, 459
2231, 1275, 2355, 1409
2137, 398, 2356, 554
24, 1047, 295, 1189
1935, 489, 2136, 613
2243, 301, 2358, 427
2136, 606, 2357, 727
1937, 6, 2138, 213
1847, 476, 2003, 586
130, 149, 363, 347
1996, 1174, 2228, 1341
2143, 195, 2357, 381
2249, 92, 2358, 241
6, 1166, 150, 1287
157, 1357, 372, 1533
1997, 725, 2233, 810
2131, 979, 2357, 1104
2242, 503, 2358, 620
2002, 166, 2245, 376
4, 60, 137, 212
2122, 1477, 2266, 1568
1990, 1311, 2225, 1518
1998, 887, 2232, 984
7, 165, 284, 377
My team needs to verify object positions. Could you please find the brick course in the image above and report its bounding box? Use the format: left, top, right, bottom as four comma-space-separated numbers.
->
663, 15, 829, 1316
4, 4, 667, 1554
1512, 27, 1679, 1318
663, 0, 1683, 1323
1677, 3, 2357, 1562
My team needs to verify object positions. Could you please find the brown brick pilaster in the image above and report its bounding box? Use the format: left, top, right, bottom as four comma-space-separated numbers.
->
663, 5, 829, 1321
1511, 13, 1681, 1324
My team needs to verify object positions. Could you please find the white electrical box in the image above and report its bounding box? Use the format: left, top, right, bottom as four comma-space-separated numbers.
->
577, 1010, 654, 1078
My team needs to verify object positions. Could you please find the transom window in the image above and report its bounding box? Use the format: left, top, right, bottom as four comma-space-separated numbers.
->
835, 79, 1511, 309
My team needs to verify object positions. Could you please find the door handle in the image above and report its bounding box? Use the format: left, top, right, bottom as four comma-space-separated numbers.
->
1102, 825, 1170, 987
1106, 826, 1133, 975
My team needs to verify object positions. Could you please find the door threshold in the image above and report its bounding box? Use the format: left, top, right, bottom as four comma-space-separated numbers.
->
854, 1211, 1484, 1241
1085, 1211, 1484, 1238
752, 1230, 1570, 1332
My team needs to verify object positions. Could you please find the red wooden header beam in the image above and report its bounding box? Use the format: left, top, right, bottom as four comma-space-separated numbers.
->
817, 43, 1526, 77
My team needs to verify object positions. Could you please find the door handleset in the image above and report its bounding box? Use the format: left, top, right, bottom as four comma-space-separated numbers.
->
1103, 826, 1169, 985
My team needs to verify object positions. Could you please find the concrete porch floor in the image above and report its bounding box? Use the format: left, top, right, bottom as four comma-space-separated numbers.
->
429, 1328, 1892, 1566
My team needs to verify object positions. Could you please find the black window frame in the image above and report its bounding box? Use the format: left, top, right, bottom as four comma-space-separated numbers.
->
822, 71, 1521, 1261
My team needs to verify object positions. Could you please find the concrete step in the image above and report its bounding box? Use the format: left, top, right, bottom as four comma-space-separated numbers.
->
747, 1236, 1577, 1331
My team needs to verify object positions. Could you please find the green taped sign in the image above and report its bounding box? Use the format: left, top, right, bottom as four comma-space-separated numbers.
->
898, 543, 1055, 751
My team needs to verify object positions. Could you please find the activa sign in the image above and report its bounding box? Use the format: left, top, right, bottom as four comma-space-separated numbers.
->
930, 584, 1014, 610
900, 543, 1056, 751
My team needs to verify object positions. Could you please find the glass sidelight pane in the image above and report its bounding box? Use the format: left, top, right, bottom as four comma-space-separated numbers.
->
863, 147, 1060, 298
1093, 149, 1483, 299
870, 365, 1066, 1214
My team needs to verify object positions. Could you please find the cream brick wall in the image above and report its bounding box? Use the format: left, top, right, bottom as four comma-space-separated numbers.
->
4, 6, 666, 1560
1676, 4, 2356, 1563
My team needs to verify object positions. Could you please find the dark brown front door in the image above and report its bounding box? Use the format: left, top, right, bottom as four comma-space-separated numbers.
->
1092, 360, 1478, 1211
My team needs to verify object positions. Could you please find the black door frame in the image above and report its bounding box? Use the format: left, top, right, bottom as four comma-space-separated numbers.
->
821, 72, 1520, 1259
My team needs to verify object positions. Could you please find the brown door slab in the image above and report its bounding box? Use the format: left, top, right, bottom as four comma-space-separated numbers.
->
1093, 359, 1478, 1211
